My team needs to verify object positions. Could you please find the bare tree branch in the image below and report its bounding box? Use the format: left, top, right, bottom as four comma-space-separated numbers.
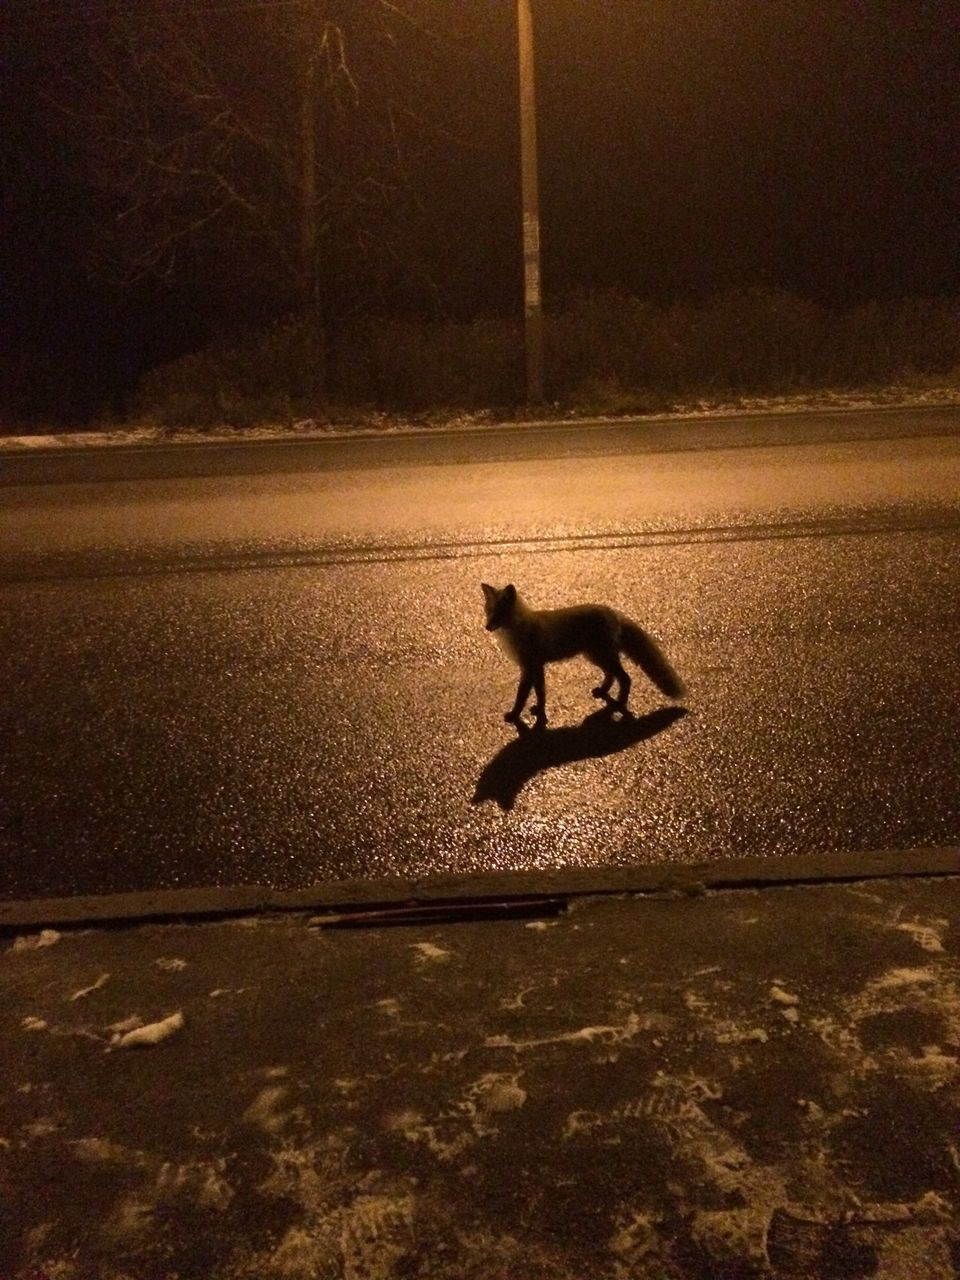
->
41, 0, 482, 321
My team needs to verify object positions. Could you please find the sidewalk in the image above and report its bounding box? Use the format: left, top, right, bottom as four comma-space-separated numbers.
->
2, 851, 959, 1279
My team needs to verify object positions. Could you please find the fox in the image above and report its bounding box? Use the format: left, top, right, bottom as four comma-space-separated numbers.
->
482, 582, 685, 728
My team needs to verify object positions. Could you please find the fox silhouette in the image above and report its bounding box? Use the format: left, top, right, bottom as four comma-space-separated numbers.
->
482, 582, 685, 728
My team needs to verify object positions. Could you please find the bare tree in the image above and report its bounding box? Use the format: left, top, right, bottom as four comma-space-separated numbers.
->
44, 0, 460, 374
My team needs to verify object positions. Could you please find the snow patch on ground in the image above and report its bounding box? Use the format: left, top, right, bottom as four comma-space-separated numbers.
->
11, 928, 62, 952
486, 1010, 644, 1053
895, 919, 948, 953
231, 1141, 416, 1280
2, 385, 957, 452
69, 972, 110, 1001
110, 1009, 184, 1050
242, 1081, 306, 1135
410, 941, 451, 964
386, 1070, 527, 1163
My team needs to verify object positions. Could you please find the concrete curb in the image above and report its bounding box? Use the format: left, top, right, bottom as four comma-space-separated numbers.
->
1, 846, 957, 933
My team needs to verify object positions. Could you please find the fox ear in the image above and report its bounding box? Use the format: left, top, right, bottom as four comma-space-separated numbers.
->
504, 584, 517, 603
481, 582, 496, 602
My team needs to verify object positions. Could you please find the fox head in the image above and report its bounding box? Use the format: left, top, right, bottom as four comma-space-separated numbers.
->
481, 582, 517, 631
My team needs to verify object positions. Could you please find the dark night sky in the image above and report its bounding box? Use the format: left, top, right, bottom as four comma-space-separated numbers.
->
488, 0, 960, 306
2, 0, 959, 419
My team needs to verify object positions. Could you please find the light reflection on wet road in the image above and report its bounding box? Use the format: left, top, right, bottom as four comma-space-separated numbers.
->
1, 416, 958, 899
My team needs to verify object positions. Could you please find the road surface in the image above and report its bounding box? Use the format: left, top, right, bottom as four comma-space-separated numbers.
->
1, 409, 958, 899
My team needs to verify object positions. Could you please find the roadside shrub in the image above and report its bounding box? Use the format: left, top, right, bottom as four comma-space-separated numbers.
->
546, 288, 663, 395
681, 288, 831, 391
334, 315, 523, 409
134, 312, 524, 425
131, 290, 960, 427
133, 317, 324, 427
831, 297, 960, 384
548, 286, 834, 399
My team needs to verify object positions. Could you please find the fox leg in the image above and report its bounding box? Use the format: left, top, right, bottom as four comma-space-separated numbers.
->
506, 672, 533, 724
531, 667, 547, 727
591, 656, 631, 707
591, 668, 614, 700
613, 663, 631, 707
506, 667, 546, 727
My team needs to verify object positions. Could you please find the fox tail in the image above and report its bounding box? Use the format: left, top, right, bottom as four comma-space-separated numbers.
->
619, 618, 685, 700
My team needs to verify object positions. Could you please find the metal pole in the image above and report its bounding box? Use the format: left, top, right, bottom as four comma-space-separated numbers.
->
517, 0, 544, 403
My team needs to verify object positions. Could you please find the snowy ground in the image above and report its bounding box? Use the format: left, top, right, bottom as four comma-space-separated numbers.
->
3, 872, 959, 1279
2, 385, 958, 452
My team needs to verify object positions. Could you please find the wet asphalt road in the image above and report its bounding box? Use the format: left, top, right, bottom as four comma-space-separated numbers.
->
1, 410, 958, 899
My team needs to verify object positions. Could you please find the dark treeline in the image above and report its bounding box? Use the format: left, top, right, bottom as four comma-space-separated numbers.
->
130, 288, 960, 427
2, 0, 959, 424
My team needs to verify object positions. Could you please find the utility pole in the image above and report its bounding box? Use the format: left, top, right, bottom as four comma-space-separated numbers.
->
517, 0, 544, 404
298, 7, 323, 396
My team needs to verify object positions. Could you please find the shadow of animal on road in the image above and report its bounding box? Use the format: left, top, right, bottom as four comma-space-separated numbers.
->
472, 705, 688, 812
